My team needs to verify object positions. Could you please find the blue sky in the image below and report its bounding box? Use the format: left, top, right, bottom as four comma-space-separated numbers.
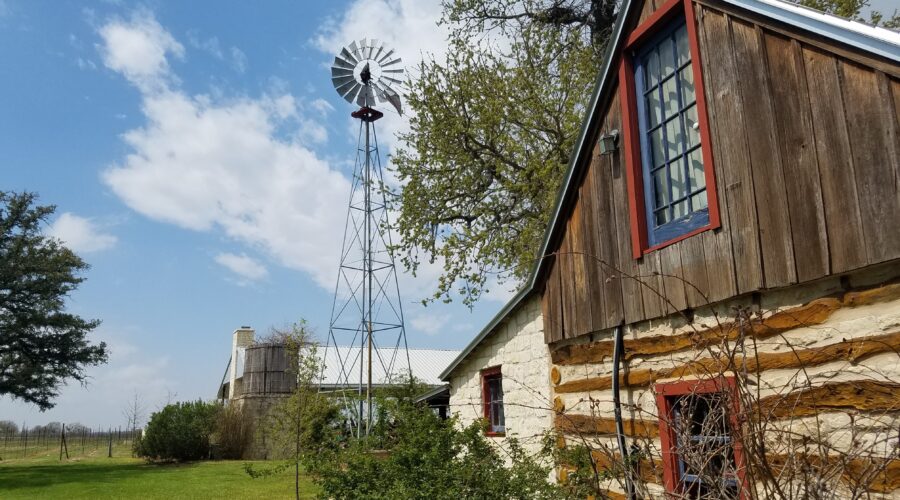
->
0, 0, 508, 427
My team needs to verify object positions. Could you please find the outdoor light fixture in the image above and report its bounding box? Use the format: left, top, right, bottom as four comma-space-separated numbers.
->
599, 129, 619, 156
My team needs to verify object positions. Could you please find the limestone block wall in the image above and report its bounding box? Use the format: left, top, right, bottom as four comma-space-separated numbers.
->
448, 295, 553, 454
549, 263, 900, 499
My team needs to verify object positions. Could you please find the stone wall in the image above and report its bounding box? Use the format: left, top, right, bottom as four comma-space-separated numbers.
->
448, 295, 553, 454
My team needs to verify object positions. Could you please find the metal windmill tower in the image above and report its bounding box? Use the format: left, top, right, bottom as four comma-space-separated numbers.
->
323, 39, 410, 438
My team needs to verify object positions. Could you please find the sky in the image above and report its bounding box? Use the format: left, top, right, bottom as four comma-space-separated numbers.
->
0, 0, 510, 428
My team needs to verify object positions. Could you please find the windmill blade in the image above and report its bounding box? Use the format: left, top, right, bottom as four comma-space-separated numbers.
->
335, 79, 357, 100
340, 47, 358, 65
342, 82, 363, 103
382, 76, 404, 86
332, 75, 355, 88
372, 43, 385, 63
382, 57, 402, 68
383, 88, 402, 115
377, 49, 395, 64
331, 67, 354, 78
356, 86, 375, 107
382, 68, 404, 74
368, 39, 380, 60
332, 56, 354, 70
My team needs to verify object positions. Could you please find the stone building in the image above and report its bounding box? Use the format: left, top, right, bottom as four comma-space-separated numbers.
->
442, 0, 900, 497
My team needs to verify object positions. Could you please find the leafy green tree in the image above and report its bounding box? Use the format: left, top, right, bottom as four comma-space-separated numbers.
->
392, 0, 896, 305
0, 191, 107, 410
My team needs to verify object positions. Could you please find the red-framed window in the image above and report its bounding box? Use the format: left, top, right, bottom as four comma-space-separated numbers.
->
481, 366, 505, 436
619, 0, 720, 259
655, 377, 747, 499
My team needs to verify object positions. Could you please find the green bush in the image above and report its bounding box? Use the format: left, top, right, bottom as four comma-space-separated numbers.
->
307, 400, 561, 499
136, 400, 220, 462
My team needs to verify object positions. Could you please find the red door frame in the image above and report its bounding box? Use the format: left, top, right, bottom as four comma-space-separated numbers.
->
481, 365, 505, 437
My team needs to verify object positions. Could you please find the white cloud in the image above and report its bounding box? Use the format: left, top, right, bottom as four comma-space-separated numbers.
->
409, 312, 451, 336
98, 9, 184, 90
187, 30, 247, 73
99, 11, 350, 289
230, 46, 247, 73
48, 212, 118, 253
215, 252, 269, 282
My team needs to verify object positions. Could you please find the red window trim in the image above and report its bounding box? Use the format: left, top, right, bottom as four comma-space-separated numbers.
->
655, 377, 748, 499
619, 0, 721, 260
481, 365, 505, 437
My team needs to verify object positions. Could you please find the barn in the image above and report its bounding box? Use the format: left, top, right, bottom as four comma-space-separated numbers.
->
442, 0, 900, 497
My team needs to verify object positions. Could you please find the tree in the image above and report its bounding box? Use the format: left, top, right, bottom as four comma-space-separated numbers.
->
0, 191, 107, 410
392, 0, 897, 305
135, 400, 220, 462
122, 391, 146, 456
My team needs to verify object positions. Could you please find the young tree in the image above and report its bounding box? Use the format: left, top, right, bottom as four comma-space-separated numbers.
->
122, 391, 146, 456
0, 191, 107, 410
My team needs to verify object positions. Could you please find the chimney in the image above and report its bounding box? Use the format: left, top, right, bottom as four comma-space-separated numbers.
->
229, 326, 255, 399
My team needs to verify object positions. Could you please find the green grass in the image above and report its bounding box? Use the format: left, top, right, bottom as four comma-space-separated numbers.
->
0, 447, 319, 499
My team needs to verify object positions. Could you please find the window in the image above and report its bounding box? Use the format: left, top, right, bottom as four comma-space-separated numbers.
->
481, 366, 504, 435
619, 0, 719, 257
656, 378, 746, 499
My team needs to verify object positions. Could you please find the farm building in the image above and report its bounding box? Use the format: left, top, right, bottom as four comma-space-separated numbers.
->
442, 0, 900, 497
217, 327, 459, 457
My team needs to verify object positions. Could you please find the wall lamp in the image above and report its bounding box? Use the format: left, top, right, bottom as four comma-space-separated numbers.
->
599, 129, 619, 156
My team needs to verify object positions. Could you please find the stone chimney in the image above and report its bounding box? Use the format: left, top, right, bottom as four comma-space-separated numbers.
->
229, 326, 255, 399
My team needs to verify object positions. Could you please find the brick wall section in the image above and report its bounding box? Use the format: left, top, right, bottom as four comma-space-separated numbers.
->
448, 295, 553, 453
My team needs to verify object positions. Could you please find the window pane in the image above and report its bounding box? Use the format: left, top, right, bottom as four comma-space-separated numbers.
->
662, 76, 678, 118
684, 104, 700, 148
673, 200, 688, 220
671, 156, 687, 200
647, 89, 662, 128
692, 190, 708, 211
653, 167, 669, 209
646, 50, 660, 88
676, 25, 690, 66
688, 148, 705, 191
679, 65, 695, 105
660, 36, 675, 77
665, 116, 682, 160
650, 127, 665, 166
655, 207, 670, 226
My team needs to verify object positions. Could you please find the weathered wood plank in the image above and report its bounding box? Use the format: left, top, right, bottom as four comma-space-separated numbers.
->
555, 328, 900, 393
764, 34, 830, 282
637, 0, 659, 25
757, 380, 900, 418
568, 197, 593, 337
545, 255, 565, 343
555, 413, 659, 439
607, 90, 647, 324
680, 232, 711, 308
698, 9, 763, 294
694, 2, 737, 304
658, 242, 688, 313
593, 107, 626, 329
840, 60, 900, 263
801, 46, 868, 273
551, 295, 843, 365
541, 285, 552, 344
638, 252, 667, 319
560, 232, 578, 340
579, 154, 604, 335
731, 20, 796, 287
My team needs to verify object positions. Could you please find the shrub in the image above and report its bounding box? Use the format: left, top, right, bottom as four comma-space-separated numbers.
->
136, 400, 220, 462
213, 403, 252, 459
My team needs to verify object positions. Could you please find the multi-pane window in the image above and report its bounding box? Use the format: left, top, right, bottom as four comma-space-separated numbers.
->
482, 367, 504, 434
657, 380, 744, 500
634, 17, 709, 246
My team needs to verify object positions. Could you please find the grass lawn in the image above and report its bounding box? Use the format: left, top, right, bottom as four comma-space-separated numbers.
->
0, 448, 319, 499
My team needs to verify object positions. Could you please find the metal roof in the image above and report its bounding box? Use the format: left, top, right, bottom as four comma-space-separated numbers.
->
439, 0, 900, 381
318, 346, 460, 388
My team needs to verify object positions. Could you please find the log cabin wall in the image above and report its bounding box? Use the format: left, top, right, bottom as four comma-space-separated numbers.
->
540, 0, 900, 344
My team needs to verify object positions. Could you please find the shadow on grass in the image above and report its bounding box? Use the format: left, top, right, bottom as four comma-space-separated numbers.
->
0, 461, 198, 492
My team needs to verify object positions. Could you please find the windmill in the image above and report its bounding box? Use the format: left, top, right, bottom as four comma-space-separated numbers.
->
323, 39, 410, 438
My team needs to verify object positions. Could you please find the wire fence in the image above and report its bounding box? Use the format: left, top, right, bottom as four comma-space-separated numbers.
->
0, 425, 142, 461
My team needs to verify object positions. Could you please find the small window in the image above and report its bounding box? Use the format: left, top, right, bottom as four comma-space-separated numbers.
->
656, 379, 745, 499
634, 16, 709, 246
481, 366, 504, 435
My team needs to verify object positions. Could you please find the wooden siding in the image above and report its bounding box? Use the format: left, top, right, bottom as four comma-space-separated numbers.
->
541, 0, 900, 343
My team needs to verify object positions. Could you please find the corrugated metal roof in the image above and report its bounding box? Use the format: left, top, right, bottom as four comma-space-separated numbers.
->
318, 346, 460, 387
440, 0, 900, 382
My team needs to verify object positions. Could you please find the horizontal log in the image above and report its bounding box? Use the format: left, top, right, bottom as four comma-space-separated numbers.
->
551, 282, 900, 366
551, 297, 841, 365
756, 380, 900, 418
555, 413, 659, 439
555, 329, 900, 393
591, 450, 664, 485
